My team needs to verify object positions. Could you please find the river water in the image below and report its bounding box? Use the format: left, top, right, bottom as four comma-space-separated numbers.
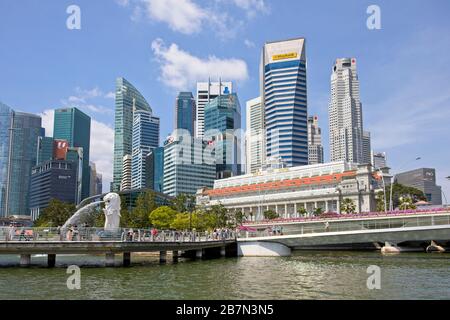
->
0, 251, 449, 300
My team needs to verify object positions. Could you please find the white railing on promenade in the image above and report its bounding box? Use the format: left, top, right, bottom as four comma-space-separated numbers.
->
0, 227, 236, 243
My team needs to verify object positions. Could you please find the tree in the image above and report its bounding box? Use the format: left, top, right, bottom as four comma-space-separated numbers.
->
34, 199, 76, 227
297, 207, 308, 216
263, 210, 279, 220
209, 204, 229, 228
149, 206, 177, 229
171, 194, 196, 213
233, 210, 247, 227
128, 190, 157, 228
398, 196, 417, 210
376, 191, 386, 212
170, 212, 200, 230
386, 183, 426, 210
313, 207, 324, 216
340, 198, 356, 214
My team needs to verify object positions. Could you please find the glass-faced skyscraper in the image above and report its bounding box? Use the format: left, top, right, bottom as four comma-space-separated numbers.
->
0, 102, 12, 217
113, 77, 152, 191
204, 93, 242, 179
261, 38, 308, 167
131, 109, 160, 189
175, 92, 196, 136
53, 107, 91, 200
6, 111, 44, 216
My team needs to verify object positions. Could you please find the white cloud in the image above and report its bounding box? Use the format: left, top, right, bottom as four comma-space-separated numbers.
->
151, 38, 249, 90
61, 87, 115, 115
142, 0, 206, 34
104, 91, 115, 99
232, 0, 269, 17
115, 0, 130, 7
40, 109, 114, 192
244, 39, 255, 48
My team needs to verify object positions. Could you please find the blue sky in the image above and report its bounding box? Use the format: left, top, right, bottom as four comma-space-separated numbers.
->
0, 0, 449, 200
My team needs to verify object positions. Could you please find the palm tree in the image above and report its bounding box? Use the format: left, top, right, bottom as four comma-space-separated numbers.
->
398, 196, 417, 210
297, 207, 307, 217
340, 198, 356, 214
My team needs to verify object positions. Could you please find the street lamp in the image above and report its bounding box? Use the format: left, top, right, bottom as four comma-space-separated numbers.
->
389, 157, 421, 211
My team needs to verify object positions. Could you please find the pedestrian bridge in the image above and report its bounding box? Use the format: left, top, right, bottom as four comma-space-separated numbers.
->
237, 209, 450, 256
0, 228, 237, 267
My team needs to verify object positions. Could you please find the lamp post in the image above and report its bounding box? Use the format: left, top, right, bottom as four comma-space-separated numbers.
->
389, 157, 421, 211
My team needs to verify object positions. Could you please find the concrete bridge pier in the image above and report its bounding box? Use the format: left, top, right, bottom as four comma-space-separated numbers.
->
20, 254, 31, 267
48, 254, 56, 268
196, 249, 203, 259
105, 253, 115, 267
172, 250, 179, 263
220, 246, 226, 257
160, 251, 167, 264
123, 252, 131, 267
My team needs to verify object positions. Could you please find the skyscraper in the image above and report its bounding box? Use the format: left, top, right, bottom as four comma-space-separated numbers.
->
329, 58, 370, 164
396, 168, 442, 205
121, 154, 132, 191
131, 109, 160, 190
53, 107, 91, 200
113, 77, 152, 191
307, 116, 324, 165
175, 92, 196, 136
204, 93, 242, 179
362, 131, 372, 164
261, 38, 308, 168
371, 151, 387, 169
5, 111, 44, 217
245, 97, 265, 174
0, 102, 12, 217
89, 162, 103, 196
145, 147, 164, 193
196, 80, 233, 138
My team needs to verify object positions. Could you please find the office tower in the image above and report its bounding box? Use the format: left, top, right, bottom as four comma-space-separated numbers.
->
5, 111, 44, 217
66, 146, 84, 204
53, 107, 91, 200
146, 147, 164, 193
204, 93, 242, 179
121, 154, 132, 191
29, 160, 78, 220
245, 97, 265, 174
362, 131, 372, 164
131, 109, 160, 190
113, 77, 152, 191
0, 102, 12, 217
396, 168, 442, 205
95, 173, 103, 195
175, 92, 196, 136
89, 162, 103, 196
196, 80, 233, 138
36, 136, 55, 165
163, 136, 216, 196
329, 58, 371, 164
307, 116, 324, 165
371, 151, 387, 169
261, 38, 308, 167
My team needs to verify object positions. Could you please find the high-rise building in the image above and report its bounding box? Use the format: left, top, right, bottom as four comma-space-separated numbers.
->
36, 136, 54, 165
146, 147, 164, 193
5, 111, 44, 217
29, 160, 78, 220
113, 77, 152, 191
163, 136, 216, 196
131, 109, 160, 190
196, 80, 232, 138
53, 107, 91, 200
89, 162, 103, 196
307, 116, 324, 165
371, 151, 387, 169
121, 154, 132, 191
329, 58, 370, 164
95, 173, 103, 195
0, 102, 12, 217
204, 93, 242, 179
261, 38, 308, 168
66, 146, 84, 204
245, 97, 265, 174
175, 92, 196, 136
362, 131, 372, 164
396, 168, 442, 205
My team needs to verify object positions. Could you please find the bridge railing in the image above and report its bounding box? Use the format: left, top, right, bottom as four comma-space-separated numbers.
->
0, 227, 236, 243
238, 213, 450, 238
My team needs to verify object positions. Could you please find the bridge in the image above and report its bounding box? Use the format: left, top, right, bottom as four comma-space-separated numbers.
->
237, 209, 450, 256
0, 228, 237, 267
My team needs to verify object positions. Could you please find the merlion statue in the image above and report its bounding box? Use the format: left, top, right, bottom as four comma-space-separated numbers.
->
103, 193, 121, 230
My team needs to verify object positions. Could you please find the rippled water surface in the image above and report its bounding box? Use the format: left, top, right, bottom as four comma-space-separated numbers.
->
0, 251, 449, 300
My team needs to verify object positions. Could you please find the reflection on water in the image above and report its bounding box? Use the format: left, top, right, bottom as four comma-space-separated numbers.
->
0, 251, 449, 300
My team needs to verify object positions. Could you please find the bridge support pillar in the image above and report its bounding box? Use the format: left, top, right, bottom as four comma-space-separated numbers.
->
47, 254, 56, 268
172, 251, 179, 262
195, 249, 203, 259
20, 254, 31, 267
105, 253, 115, 267
123, 252, 131, 267
160, 251, 167, 264
220, 246, 226, 257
